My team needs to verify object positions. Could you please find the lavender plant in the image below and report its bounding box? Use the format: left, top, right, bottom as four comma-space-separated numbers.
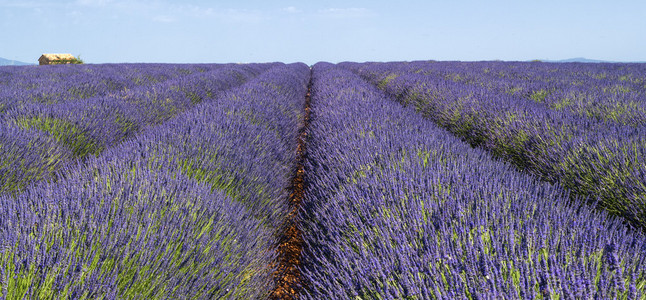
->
0, 63, 309, 298
0, 63, 229, 105
415, 61, 646, 127
342, 61, 646, 231
0, 63, 273, 195
300, 63, 646, 299
1, 157, 272, 299
0, 124, 72, 194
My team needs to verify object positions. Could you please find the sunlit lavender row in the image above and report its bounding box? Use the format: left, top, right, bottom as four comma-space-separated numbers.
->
0, 63, 309, 298
341, 61, 646, 231
344, 61, 646, 127
0, 63, 224, 107
0, 63, 276, 195
299, 63, 646, 299
454, 62, 645, 126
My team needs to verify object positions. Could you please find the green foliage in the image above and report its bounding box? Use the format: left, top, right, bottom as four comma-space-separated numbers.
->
529, 89, 549, 103
49, 55, 84, 65
377, 74, 398, 90
14, 117, 103, 157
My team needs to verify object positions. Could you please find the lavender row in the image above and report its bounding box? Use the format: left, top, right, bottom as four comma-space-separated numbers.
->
347, 61, 646, 128
421, 61, 646, 127
342, 61, 646, 231
0, 63, 223, 109
299, 63, 646, 299
0, 63, 274, 195
0, 63, 309, 298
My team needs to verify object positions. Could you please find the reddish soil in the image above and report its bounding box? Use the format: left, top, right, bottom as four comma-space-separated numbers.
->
270, 75, 312, 300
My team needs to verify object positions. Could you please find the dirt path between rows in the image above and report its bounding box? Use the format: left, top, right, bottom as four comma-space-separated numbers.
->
271, 70, 312, 299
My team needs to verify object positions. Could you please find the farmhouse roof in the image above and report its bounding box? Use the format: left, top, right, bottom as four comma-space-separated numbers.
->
40, 53, 75, 61
38, 53, 78, 65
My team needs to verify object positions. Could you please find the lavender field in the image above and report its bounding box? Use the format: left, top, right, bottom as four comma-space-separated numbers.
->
0, 61, 645, 299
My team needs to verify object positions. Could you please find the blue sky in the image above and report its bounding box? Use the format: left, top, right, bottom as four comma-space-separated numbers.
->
1, 0, 645, 64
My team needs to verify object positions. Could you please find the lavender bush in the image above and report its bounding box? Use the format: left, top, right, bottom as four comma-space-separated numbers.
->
0, 63, 309, 298
300, 63, 646, 299
0, 124, 72, 194
0, 63, 273, 195
0, 63, 224, 107
407, 61, 646, 127
342, 61, 646, 231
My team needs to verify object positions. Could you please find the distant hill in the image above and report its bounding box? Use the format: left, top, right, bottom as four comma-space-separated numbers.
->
533, 57, 645, 63
0, 57, 34, 66
555, 57, 609, 63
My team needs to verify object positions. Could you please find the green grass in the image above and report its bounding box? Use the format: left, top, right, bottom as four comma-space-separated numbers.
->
14, 116, 103, 157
